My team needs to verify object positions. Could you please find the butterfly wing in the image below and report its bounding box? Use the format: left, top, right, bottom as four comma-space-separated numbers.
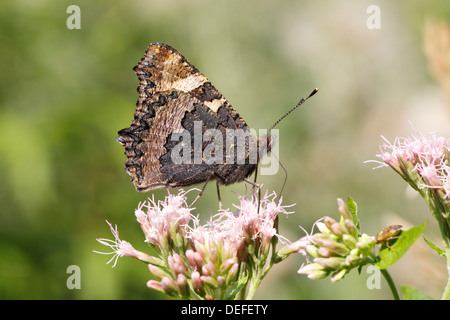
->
117, 43, 257, 192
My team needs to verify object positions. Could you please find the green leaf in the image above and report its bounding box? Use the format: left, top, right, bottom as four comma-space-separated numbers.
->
422, 234, 445, 256
401, 285, 434, 300
357, 264, 363, 275
375, 222, 427, 270
223, 275, 248, 300
346, 197, 360, 230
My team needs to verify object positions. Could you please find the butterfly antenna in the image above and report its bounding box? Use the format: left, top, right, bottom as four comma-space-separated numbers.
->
268, 88, 318, 135
270, 151, 288, 200
265, 88, 318, 200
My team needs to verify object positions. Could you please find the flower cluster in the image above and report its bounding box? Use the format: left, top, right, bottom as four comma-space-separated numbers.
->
95, 189, 294, 300
374, 132, 450, 240
135, 192, 192, 255
297, 199, 376, 282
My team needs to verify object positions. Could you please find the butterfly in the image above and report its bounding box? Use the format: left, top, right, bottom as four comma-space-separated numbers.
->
117, 42, 317, 203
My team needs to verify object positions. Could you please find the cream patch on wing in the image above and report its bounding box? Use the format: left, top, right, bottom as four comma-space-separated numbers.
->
203, 97, 226, 113
172, 74, 206, 92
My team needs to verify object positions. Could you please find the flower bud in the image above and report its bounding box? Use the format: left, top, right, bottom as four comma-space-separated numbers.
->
398, 155, 418, 183
276, 237, 309, 260
202, 261, 216, 277
177, 274, 190, 298
344, 219, 359, 238
311, 233, 330, 244
191, 270, 204, 293
217, 275, 226, 288
200, 275, 218, 288
323, 216, 338, 230
316, 222, 332, 236
318, 247, 332, 257
314, 257, 346, 269
193, 241, 207, 259
306, 244, 319, 258
321, 240, 350, 256
380, 152, 401, 173
220, 258, 237, 274
148, 264, 171, 280
331, 269, 347, 283
147, 280, 164, 293
330, 222, 347, 237
337, 198, 352, 221
342, 234, 357, 248
168, 254, 188, 276
356, 233, 376, 254
186, 249, 204, 270
225, 263, 239, 285
160, 277, 179, 296
297, 263, 329, 280
345, 250, 360, 265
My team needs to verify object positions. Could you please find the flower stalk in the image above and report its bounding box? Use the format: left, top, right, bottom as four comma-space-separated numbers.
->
374, 131, 450, 299
380, 269, 400, 300
375, 133, 450, 245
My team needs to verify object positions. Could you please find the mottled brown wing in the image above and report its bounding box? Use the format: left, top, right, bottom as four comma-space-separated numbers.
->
117, 43, 255, 192
117, 90, 198, 191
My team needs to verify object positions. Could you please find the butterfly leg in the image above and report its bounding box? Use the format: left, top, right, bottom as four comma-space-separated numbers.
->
189, 176, 212, 207
253, 164, 258, 191
244, 178, 261, 213
216, 180, 222, 210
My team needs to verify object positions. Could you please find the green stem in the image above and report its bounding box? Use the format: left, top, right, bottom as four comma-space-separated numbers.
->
424, 194, 450, 299
380, 269, 400, 300
424, 190, 450, 248
245, 274, 262, 300
245, 260, 264, 300
441, 247, 450, 300
245, 255, 271, 300
238, 265, 249, 300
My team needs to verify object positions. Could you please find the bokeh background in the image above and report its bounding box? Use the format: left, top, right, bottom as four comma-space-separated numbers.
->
1, 0, 450, 299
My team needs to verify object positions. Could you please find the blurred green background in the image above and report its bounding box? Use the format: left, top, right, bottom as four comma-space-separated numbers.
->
1, 0, 450, 299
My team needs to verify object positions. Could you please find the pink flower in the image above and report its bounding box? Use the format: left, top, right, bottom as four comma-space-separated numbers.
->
419, 165, 443, 188
94, 221, 154, 267
135, 190, 193, 248
372, 131, 450, 204
369, 130, 450, 243
223, 191, 294, 247
96, 188, 297, 299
